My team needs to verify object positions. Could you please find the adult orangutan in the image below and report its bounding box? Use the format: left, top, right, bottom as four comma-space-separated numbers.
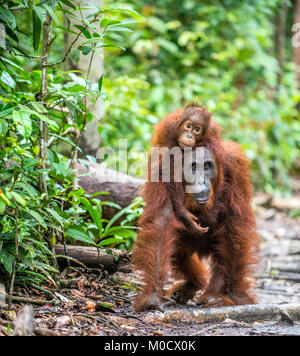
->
132, 105, 260, 312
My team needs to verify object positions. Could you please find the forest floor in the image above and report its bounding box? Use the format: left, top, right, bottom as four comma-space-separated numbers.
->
1, 195, 300, 336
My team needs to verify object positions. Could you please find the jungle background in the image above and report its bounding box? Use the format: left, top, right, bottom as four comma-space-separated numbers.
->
0, 0, 299, 336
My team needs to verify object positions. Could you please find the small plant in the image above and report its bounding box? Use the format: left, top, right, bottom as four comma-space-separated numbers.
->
65, 193, 143, 249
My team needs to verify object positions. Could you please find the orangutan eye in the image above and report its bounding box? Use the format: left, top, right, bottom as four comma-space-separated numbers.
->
186, 123, 191, 129
204, 161, 213, 170
194, 127, 200, 133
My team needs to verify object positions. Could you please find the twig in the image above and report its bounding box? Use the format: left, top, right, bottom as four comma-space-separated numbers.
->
11, 296, 59, 306
47, 28, 87, 68
46, 8, 104, 69
32, 283, 56, 300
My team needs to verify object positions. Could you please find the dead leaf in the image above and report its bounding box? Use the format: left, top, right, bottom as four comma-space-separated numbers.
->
84, 300, 96, 311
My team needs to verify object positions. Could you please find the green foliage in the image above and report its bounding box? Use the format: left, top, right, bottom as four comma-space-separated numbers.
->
65, 193, 143, 249
0, 0, 139, 288
104, 0, 300, 193
103, 76, 157, 151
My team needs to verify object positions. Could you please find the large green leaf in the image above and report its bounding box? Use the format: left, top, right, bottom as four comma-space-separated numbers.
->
0, 71, 16, 89
70, 48, 80, 64
98, 237, 125, 247
0, 119, 8, 135
0, 199, 6, 214
24, 209, 47, 229
45, 208, 64, 226
103, 226, 136, 238
13, 182, 39, 198
0, 8, 16, 30
0, 251, 14, 274
59, 0, 76, 10
66, 226, 96, 246
32, 8, 42, 51
11, 192, 27, 207
80, 197, 103, 235
12, 110, 32, 139
104, 201, 139, 233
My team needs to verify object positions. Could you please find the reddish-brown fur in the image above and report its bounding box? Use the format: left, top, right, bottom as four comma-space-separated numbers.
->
132, 106, 260, 312
151, 104, 224, 233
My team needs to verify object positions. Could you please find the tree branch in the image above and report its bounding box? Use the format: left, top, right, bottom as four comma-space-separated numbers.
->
146, 303, 300, 324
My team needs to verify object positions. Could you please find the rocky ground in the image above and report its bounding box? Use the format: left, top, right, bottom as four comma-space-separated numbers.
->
0, 196, 300, 336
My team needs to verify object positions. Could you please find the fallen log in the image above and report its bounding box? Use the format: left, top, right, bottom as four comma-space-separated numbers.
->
77, 161, 145, 220
145, 303, 300, 324
54, 245, 131, 273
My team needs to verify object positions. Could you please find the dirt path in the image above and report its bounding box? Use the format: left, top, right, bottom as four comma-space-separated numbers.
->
1, 203, 300, 336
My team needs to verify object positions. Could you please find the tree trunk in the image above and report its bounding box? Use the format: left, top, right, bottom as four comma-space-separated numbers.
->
277, 0, 288, 91
293, 0, 300, 86
64, 0, 103, 155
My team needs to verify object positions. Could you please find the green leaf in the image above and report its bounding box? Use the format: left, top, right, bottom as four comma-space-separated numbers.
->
104, 201, 139, 233
49, 133, 81, 150
32, 8, 42, 51
81, 46, 92, 55
0, 9, 16, 30
0, 119, 8, 135
31, 112, 59, 130
71, 48, 80, 64
106, 26, 133, 32
66, 227, 96, 246
0, 190, 11, 206
31, 102, 47, 114
0, 251, 14, 274
103, 226, 136, 239
74, 25, 91, 39
24, 209, 47, 229
42, 4, 59, 23
105, 7, 139, 16
98, 74, 103, 92
45, 208, 64, 226
59, 0, 76, 10
51, 163, 68, 177
12, 110, 32, 139
0, 199, 6, 214
45, 0, 59, 8
32, 5, 48, 23
11, 192, 27, 206
157, 38, 179, 53
13, 182, 39, 197
98, 237, 125, 247
0, 71, 16, 89
80, 197, 103, 234
0, 108, 14, 118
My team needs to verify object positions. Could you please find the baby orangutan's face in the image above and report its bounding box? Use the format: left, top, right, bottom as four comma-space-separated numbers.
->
176, 106, 211, 149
